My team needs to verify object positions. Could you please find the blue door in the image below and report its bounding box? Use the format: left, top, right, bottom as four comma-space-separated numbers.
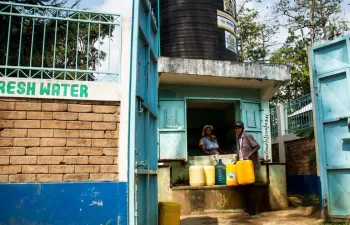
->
129, 0, 159, 224
311, 36, 350, 218
241, 101, 263, 157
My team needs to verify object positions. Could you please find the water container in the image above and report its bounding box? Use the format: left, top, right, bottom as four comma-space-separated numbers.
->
151, 0, 238, 61
159, 202, 181, 225
204, 166, 215, 186
226, 164, 238, 186
236, 160, 255, 185
215, 159, 226, 185
189, 166, 205, 186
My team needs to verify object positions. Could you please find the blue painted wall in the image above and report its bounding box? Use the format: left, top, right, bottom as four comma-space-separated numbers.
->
287, 175, 322, 209
159, 84, 260, 101
287, 174, 319, 196
158, 84, 262, 159
0, 182, 127, 225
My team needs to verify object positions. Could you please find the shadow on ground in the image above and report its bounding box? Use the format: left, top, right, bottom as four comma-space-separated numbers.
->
180, 214, 264, 225
180, 208, 323, 225
181, 216, 219, 225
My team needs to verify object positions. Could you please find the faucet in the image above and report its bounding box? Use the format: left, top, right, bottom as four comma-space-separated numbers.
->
135, 161, 148, 168
213, 154, 219, 163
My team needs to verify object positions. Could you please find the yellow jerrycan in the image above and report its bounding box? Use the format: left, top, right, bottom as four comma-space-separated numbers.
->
236, 160, 255, 185
159, 202, 181, 225
204, 166, 215, 186
226, 164, 238, 186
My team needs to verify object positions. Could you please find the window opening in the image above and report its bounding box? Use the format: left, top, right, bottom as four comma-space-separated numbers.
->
186, 100, 239, 157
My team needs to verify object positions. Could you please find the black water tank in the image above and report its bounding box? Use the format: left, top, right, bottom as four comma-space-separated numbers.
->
153, 0, 238, 61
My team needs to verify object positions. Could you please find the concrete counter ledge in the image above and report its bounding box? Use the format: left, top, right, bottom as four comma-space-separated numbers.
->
172, 183, 269, 190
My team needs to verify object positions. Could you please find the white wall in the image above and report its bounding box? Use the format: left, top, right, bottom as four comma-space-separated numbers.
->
261, 101, 272, 161
117, 1, 133, 182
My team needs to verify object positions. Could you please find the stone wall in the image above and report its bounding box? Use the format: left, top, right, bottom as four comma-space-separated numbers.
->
285, 138, 316, 175
0, 98, 119, 183
276, 137, 318, 195
272, 138, 316, 175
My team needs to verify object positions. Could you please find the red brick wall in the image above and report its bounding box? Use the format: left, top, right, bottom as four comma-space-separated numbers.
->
0, 98, 120, 183
285, 138, 316, 175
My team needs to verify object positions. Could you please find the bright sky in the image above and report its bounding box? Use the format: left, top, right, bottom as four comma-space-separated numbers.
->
70, 0, 127, 81
72, 0, 126, 14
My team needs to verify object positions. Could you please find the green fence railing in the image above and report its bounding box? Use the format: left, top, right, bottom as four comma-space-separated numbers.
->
0, 2, 121, 82
284, 93, 313, 134
270, 107, 278, 138
270, 93, 313, 137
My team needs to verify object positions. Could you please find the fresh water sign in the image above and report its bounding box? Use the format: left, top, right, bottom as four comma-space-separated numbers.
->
0, 78, 121, 101
217, 10, 237, 35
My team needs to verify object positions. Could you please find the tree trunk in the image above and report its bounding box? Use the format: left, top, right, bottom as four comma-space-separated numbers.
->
322, 20, 328, 40
309, 0, 315, 43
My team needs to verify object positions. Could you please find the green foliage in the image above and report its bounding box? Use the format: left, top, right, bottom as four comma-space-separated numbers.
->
269, 0, 348, 104
270, 36, 311, 104
294, 126, 316, 165
309, 151, 316, 165
173, 175, 189, 186
237, 0, 278, 62
237, 0, 348, 104
294, 126, 314, 139
0, 0, 113, 80
273, 0, 347, 43
0, 0, 76, 7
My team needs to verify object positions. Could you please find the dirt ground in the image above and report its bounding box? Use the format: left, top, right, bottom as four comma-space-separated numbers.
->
180, 207, 324, 225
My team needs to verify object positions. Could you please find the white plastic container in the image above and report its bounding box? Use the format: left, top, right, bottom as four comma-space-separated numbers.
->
189, 166, 204, 187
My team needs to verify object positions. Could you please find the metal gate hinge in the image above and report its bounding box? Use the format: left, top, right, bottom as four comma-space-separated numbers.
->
135, 160, 148, 168
136, 96, 144, 114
